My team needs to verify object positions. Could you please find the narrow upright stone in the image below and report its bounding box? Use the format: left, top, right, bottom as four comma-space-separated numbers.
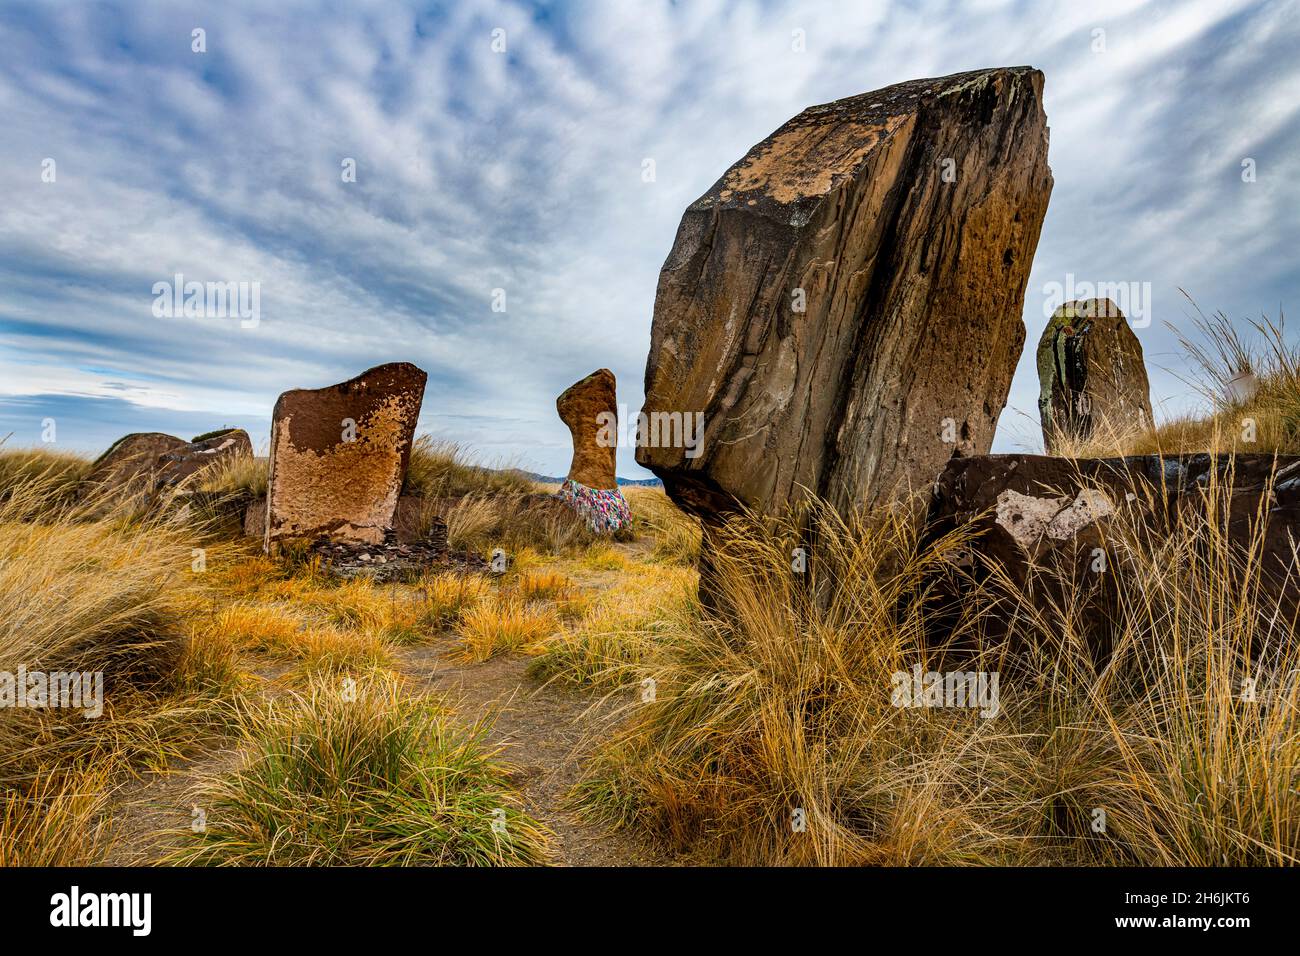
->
1037, 298, 1153, 453
555, 368, 630, 533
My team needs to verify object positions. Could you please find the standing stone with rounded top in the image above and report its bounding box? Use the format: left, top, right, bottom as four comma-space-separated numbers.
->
1037, 298, 1152, 453
555, 368, 629, 532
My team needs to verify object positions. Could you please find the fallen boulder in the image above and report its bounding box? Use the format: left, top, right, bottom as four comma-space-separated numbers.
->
156, 428, 254, 488
1037, 299, 1152, 452
636, 67, 1053, 522
265, 362, 427, 552
555, 368, 630, 533
924, 453, 1300, 659
82, 432, 188, 496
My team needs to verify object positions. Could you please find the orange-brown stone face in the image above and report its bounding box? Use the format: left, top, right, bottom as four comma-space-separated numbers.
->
265, 362, 427, 551
557, 368, 618, 490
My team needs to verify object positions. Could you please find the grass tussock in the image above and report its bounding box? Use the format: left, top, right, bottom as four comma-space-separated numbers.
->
0, 474, 221, 781
0, 444, 90, 501
172, 675, 550, 865
0, 765, 117, 866
456, 598, 560, 662
195, 453, 268, 497
624, 486, 701, 564
531, 563, 695, 688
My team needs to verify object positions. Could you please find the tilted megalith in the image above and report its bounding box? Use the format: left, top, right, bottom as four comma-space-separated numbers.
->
636, 67, 1053, 521
1037, 299, 1152, 453
554, 368, 630, 532
265, 363, 427, 551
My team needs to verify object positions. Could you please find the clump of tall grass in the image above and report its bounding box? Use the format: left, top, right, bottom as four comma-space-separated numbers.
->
457, 598, 559, 662
195, 453, 268, 497
531, 564, 695, 688
172, 675, 551, 865
0, 765, 117, 866
577, 498, 1005, 865
0, 472, 216, 782
0, 444, 90, 501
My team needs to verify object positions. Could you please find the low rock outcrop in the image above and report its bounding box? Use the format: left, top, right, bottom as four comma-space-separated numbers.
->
156, 428, 253, 488
925, 453, 1300, 659
1037, 299, 1152, 452
636, 67, 1053, 523
265, 363, 427, 552
82, 432, 188, 495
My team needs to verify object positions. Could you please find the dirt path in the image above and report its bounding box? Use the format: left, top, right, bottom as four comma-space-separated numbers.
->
393, 539, 681, 866
102, 541, 683, 867
394, 644, 671, 866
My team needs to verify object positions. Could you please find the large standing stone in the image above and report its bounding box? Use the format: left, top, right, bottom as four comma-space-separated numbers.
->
82, 432, 188, 495
156, 428, 254, 488
636, 67, 1053, 523
1037, 299, 1152, 453
554, 368, 630, 532
265, 363, 427, 551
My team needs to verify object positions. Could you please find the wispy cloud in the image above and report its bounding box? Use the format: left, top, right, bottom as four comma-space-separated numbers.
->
1, 0, 1296, 473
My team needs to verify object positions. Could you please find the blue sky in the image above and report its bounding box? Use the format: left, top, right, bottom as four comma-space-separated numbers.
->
1, 0, 1297, 478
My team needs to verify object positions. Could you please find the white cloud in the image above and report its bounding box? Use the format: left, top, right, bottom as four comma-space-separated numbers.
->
0, 0, 1296, 475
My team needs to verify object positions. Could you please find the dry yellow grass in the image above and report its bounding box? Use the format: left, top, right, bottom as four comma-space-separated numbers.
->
624, 486, 701, 564
578, 482, 1300, 866
531, 563, 695, 687
457, 597, 560, 662
511, 569, 575, 602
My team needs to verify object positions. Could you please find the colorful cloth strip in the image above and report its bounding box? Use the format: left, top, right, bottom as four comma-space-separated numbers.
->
556, 478, 631, 533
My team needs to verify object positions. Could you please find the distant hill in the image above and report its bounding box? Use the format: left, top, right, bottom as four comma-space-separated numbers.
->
509, 469, 662, 488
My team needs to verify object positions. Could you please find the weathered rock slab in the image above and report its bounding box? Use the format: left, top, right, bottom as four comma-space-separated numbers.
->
637, 67, 1053, 522
82, 432, 188, 495
925, 453, 1300, 657
265, 363, 427, 551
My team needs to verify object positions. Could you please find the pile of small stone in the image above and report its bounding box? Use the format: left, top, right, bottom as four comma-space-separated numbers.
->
306, 518, 487, 581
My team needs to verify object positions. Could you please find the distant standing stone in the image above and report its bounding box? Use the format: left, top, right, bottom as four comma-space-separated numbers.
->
555, 368, 630, 532
265, 362, 427, 551
1037, 299, 1152, 453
